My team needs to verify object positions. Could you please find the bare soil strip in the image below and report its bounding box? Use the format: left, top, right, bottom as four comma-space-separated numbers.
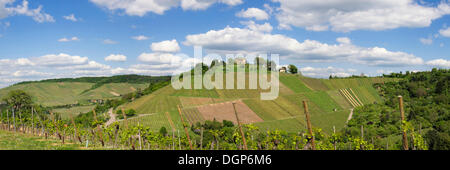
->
197, 100, 263, 124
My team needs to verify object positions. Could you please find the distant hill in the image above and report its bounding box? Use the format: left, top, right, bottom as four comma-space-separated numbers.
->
0, 75, 171, 107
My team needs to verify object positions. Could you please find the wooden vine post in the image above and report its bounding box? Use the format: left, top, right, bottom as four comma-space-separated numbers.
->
177, 105, 193, 150
31, 107, 34, 134
121, 108, 128, 129
398, 96, 409, 150
7, 110, 10, 131
303, 101, 315, 150
232, 102, 247, 150
93, 109, 105, 147
50, 111, 60, 139
12, 108, 16, 132
70, 115, 82, 143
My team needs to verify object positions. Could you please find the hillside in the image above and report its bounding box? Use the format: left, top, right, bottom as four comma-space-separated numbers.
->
0, 75, 170, 106
0, 75, 171, 119
120, 73, 396, 133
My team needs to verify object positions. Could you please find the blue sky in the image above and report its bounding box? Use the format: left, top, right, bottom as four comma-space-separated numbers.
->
0, 0, 449, 87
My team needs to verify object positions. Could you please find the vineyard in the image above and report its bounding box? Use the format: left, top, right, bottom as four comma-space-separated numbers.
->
0, 70, 439, 150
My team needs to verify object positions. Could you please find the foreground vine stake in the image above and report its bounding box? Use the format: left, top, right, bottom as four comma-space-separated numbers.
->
177, 105, 193, 150
398, 96, 409, 150
303, 101, 315, 150
93, 109, 105, 147
121, 108, 128, 129
233, 102, 247, 150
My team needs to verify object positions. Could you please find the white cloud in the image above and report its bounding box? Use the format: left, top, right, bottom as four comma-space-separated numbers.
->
184, 26, 424, 67
300, 66, 359, 78
5, 0, 54, 23
151, 39, 180, 53
138, 53, 182, 64
103, 39, 118, 44
63, 14, 79, 22
0, 53, 126, 87
135, 52, 203, 75
426, 59, 450, 68
336, 37, 351, 44
105, 54, 127, 62
132, 35, 149, 41
12, 70, 52, 77
90, 0, 242, 16
273, 0, 450, 32
376, 69, 394, 74
420, 37, 433, 45
58, 37, 79, 42
34, 53, 89, 67
15, 58, 34, 66
439, 27, 450, 37
241, 21, 273, 33
236, 8, 269, 20
264, 4, 274, 15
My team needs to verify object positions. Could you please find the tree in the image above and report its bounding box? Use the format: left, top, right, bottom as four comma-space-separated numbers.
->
2, 90, 33, 110
210, 59, 219, 68
266, 60, 277, 71
288, 65, 298, 74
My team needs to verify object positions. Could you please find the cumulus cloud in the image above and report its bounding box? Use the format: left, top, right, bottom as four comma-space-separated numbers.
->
336, 37, 351, 44
103, 39, 118, 44
0, 53, 124, 87
420, 37, 433, 45
236, 8, 269, 20
132, 35, 149, 41
138, 53, 182, 64
58, 37, 79, 42
439, 27, 450, 37
3, 0, 54, 23
241, 21, 273, 33
151, 39, 181, 53
90, 0, 242, 16
33, 53, 89, 67
12, 70, 52, 77
184, 26, 424, 67
300, 66, 359, 78
273, 0, 450, 32
426, 59, 450, 68
135, 52, 204, 75
105, 54, 127, 62
63, 14, 79, 22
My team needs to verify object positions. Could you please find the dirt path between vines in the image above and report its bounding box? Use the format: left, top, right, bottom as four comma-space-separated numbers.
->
105, 108, 116, 126
346, 109, 354, 124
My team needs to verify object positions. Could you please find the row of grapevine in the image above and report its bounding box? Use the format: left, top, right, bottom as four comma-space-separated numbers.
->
0, 97, 427, 150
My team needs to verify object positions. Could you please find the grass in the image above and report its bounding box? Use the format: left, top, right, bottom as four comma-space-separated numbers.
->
0, 82, 149, 107
79, 83, 149, 99
53, 105, 96, 120
0, 130, 82, 150
310, 110, 350, 133
0, 82, 92, 106
299, 77, 329, 91
243, 99, 293, 121
123, 86, 181, 114
122, 110, 184, 132
304, 91, 342, 112
326, 90, 353, 109
279, 74, 313, 93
